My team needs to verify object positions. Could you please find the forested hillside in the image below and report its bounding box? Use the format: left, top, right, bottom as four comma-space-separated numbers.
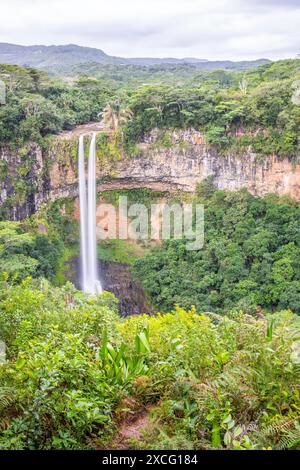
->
0, 42, 269, 74
1, 59, 299, 158
134, 184, 300, 314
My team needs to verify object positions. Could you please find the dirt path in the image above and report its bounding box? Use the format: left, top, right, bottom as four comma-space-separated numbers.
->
111, 405, 155, 449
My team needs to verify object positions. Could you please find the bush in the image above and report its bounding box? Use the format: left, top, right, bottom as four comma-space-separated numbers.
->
0, 221, 63, 280
117, 308, 300, 450
0, 279, 299, 450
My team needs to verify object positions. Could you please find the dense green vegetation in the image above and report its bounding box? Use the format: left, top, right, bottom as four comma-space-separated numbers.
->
0, 64, 115, 147
123, 60, 300, 159
0, 196, 78, 285
134, 183, 300, 314
0, 279, 299, 450
1, 59, 299, 160
0, 221, 63, 281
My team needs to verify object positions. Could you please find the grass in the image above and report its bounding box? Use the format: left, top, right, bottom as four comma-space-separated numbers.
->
97, 239, 151, 265
54, 238, 150, 288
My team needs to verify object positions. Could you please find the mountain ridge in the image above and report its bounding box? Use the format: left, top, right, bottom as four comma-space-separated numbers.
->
0, 42, 270, 74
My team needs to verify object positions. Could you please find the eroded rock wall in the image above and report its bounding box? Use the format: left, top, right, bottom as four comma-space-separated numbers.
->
1, 127, 299, 220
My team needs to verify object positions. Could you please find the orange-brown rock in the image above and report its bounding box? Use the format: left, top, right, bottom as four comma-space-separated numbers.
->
1, 126, 299, 220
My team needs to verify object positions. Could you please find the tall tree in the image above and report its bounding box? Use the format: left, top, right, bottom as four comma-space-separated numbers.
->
100, 100, 133, 132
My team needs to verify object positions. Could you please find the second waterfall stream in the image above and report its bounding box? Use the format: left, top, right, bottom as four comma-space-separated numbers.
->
78, 132, 102, 294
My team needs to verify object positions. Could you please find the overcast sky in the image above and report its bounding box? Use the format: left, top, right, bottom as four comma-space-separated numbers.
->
0, 0, 299, 60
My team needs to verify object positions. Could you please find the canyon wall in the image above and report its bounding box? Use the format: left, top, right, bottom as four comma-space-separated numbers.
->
1, 127, 299, 220
0, 143, 47, 219
100, 129, 300, 199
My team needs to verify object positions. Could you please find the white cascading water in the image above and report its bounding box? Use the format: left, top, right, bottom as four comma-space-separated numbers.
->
78, 133, 102, 294
78, 135, 88, 289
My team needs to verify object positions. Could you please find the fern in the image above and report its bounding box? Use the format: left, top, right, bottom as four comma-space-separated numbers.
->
259, 416, 300, 450
0, 387, 14, 411
0, 387, 15, 430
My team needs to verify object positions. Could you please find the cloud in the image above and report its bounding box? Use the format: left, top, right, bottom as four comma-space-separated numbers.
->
0, 0, 299, 60
243, 0, 300, 7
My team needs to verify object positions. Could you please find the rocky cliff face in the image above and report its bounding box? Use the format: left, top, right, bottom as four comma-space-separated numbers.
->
98, 129, 300, 199
1, 127, 299, 220
0, 144, 47, 220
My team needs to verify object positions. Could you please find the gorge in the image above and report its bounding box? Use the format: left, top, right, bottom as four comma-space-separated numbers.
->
1, 126, 300, 223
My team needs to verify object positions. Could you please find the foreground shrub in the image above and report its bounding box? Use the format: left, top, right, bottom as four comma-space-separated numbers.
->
117, 308, 300, 449
0, 280, 299, 449
0, 277, 119, 357
0, 332, 117, 449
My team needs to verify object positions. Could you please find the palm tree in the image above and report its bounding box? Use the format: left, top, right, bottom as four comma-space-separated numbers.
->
100, 100, 133, 132
238, 76, 248, 95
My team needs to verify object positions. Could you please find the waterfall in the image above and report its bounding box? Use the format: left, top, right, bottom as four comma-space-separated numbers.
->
78, 133, 102, 294
78, 135, 88, 290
